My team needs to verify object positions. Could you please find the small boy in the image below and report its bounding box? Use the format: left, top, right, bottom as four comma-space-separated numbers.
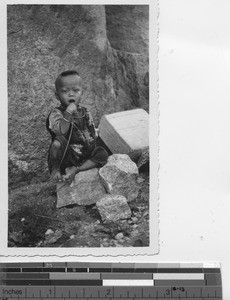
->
47, 70, 108, 183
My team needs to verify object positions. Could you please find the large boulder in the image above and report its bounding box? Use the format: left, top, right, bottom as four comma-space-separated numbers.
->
105, 5, 149, 110
56, 168, 106, 208
96, 194, 131, 222
7, 5, 150, 189
99, 154, 139, 201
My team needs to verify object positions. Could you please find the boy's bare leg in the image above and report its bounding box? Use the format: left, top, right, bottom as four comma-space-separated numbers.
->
63, 160, 99, 184
49, 140, 63, 182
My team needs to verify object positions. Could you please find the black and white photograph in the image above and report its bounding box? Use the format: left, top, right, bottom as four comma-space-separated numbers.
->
3, 1, 159, 256
2, 0, 230, 297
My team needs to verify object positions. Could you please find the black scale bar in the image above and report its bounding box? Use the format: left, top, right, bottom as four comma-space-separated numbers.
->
0, 268, 221, 273
1, 280, 103, 286
22, 268, 66, 273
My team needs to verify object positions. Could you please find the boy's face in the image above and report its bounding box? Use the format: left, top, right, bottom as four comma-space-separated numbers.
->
56, 75, 83, 107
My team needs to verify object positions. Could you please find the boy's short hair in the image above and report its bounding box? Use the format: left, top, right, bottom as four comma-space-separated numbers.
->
55, 70, 80, 91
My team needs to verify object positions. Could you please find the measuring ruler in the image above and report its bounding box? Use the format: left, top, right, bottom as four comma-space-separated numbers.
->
0, 262, 222, 300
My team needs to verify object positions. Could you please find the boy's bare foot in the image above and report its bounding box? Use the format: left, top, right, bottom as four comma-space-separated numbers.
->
62, 166, 78, 184
50, 169, 62, 183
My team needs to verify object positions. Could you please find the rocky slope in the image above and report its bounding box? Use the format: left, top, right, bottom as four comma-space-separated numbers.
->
8, 171, 149, 248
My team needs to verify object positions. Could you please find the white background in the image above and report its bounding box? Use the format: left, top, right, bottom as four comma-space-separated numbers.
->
159, 0, 230, 298
1, 0, 230, 299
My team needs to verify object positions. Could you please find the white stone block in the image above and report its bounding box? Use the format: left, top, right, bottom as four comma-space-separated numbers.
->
98, 109, 149, 161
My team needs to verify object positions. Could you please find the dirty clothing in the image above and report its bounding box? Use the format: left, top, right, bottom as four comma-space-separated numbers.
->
47, 105, 108, 174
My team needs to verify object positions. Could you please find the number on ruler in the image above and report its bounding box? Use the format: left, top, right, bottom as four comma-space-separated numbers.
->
106, 289, 112, 297
165, 289, 171, 296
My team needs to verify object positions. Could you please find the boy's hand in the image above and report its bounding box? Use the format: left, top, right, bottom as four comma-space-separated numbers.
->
66, 103, 77, 114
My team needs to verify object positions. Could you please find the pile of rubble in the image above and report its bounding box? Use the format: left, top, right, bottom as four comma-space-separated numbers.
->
57, 108, 149, 223
57, 154, 139, 222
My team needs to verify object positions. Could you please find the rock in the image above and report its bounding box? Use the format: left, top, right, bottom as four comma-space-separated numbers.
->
56, 168, 106, 208
138, 206, 145, 211
115, 232, 124, 240
91, 233, 98, 238
9, 232, 22, 244
8, 5, 149, 188
99, 154, 139, 201
118, 221, 130, 232
36, 241, 43, 247
143, 211, 149, 217
131, 217, 138, 223
105, 5, 149, 110
99, 109, 149, 161
9, 151, 29, 172
137, 176, 145, 184
44, 230, 63, 245
137, 147, 149, 171
99, 222, 121, 237
124, 237, 131, 243
96, 194, 131, 222
101, 240, 110, 247
109, 240, 116, 246
115, 243, 124, 247
95, 225, 111, 234
130, 230, 139, 238
45, 229, 54, 235
133, 239, 144, 247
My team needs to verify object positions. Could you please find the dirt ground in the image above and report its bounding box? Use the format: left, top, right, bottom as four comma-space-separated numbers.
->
8, 169, 149, 248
